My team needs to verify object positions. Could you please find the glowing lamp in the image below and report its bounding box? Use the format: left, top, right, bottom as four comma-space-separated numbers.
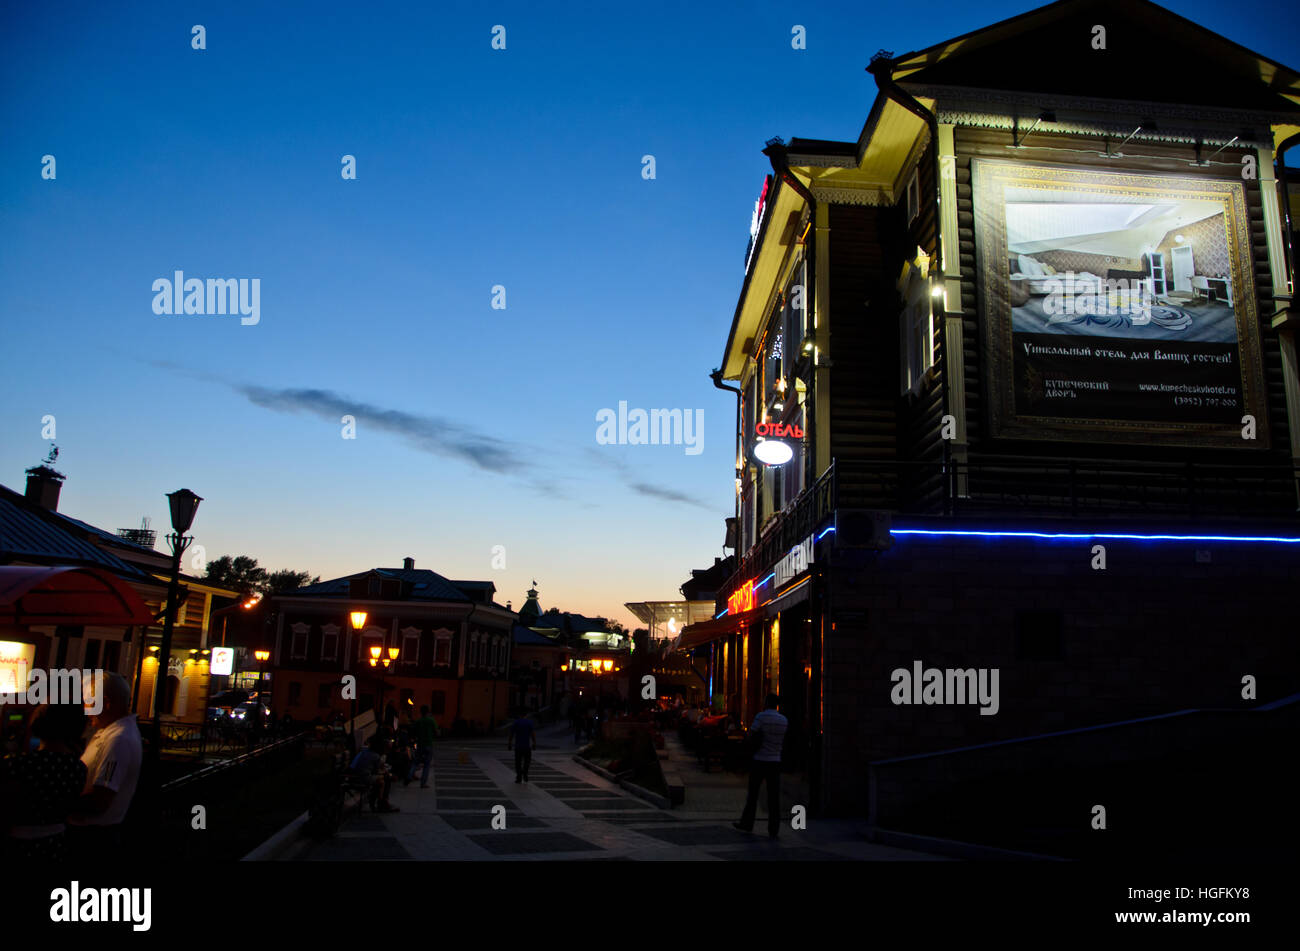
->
254, 650, 270, 663
753, 440, 794, 466
602, 659, 613, 672
387, 647, 400, 660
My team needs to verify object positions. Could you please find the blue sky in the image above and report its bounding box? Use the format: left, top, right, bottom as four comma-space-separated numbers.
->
3, 0, 1297, 627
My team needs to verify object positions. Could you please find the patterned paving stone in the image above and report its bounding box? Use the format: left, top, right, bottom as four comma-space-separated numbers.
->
633, 825, 756, 846
465, 832, 604, 855
305, 836, 412, 860
706, 846, 850, 861
438, 798, 519, 810
440, 814, 548, 831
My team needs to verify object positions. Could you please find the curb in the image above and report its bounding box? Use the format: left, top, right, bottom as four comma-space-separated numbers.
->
572, 755, 672, 810
241, 810, 312, 862
867, 826, 1068, 861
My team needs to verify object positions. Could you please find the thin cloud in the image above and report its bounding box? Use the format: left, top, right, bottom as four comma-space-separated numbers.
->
238, 384, 524, 474
583, 448, 714, 510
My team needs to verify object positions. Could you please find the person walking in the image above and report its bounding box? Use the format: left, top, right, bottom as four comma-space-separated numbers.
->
410, 705, 439, 789
733, 693, 788, 839
507, 708, 536, 783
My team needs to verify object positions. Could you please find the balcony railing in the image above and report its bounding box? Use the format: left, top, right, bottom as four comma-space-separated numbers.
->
721, 457, 1300, 604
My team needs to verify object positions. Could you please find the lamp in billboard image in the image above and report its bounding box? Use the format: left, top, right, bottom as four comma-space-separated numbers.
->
753, 439, 794, 466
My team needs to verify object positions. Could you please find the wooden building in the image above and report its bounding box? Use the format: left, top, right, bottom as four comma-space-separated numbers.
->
686, 0, 1300, 817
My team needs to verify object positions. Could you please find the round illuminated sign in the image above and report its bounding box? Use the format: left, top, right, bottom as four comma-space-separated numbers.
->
753, 440, 794, 466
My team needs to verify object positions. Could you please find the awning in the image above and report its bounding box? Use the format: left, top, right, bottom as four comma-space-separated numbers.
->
0, 566, 154, 626
676, 607, 764, 652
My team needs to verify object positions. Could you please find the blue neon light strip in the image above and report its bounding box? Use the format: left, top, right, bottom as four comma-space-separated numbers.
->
714, 608, 729, 620
890, 529, 1300, 543
817, 526, 836, 540
755, 572, 775, 589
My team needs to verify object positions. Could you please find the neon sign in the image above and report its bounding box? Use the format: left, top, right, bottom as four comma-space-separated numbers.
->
727, 580, 755, 616
755, 422, 803, 439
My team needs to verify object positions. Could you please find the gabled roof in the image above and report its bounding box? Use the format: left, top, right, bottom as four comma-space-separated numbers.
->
284, 567, 486, 603
0, 484, 157, 584
892, 0, 1300, 118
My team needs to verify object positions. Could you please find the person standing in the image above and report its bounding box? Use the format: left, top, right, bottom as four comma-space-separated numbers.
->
410, 705, 439, 789
733, 693, 788, 839
507, 709, 536, 783
0, 703, 88, 862
68, 672, 143, 856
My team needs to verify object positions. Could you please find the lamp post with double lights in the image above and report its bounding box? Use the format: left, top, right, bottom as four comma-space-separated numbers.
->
369, 644, 400, 728
152, 488, 202, 759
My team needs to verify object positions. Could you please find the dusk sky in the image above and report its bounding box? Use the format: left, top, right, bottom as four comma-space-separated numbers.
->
3, 0, 1297, 628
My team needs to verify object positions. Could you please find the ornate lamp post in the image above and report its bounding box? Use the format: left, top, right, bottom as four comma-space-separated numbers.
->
152, 488, 202, 758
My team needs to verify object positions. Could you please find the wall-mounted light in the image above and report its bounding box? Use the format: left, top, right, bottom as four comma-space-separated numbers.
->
753, 439, 794, 466
1174, 235, 1185, 244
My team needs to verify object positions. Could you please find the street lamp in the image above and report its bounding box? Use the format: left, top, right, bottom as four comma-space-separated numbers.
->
349, 611, 367, 739
254, 649, 270, 695
369, 644, 400, 728
153, 488, 202, 757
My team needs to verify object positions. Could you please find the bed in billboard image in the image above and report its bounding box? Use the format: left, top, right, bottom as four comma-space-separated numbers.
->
973, 160, 1268, 447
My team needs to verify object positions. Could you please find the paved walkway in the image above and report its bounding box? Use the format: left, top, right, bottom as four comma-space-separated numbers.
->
280, 724, 945, 861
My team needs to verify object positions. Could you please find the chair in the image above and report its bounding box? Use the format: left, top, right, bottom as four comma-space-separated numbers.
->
1191, 276, 1211, 301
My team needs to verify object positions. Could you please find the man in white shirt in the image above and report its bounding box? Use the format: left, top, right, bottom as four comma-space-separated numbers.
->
733, 693, 788, 838
69, 672, 142, 852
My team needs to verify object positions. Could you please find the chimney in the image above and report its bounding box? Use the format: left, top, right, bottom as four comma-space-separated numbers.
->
25, 465, 65, 512
403, 557, 415, 570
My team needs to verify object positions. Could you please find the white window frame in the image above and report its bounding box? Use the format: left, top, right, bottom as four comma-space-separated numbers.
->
290, 622, 310, 660
904, 169, 919, 226
433, 629, 453, 666
401, 627, 421, 666
321, 623, 340, 662
900, 265, 935, 396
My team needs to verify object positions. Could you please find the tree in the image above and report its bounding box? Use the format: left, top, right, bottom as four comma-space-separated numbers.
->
265, 569, 320, 594
203, 555, 267, 597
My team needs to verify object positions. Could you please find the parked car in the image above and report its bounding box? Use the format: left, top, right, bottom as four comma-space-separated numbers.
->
231, 702, 270, 726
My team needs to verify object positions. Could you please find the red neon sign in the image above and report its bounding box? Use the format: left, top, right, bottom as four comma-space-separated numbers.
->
727, 580, 755, 616
755, 422, 803, 439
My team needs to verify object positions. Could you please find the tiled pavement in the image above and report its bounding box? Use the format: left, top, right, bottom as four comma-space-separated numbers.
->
282, 725, 946, 862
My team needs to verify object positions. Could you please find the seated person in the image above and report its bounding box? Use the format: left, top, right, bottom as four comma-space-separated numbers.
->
349, 736, 399, 813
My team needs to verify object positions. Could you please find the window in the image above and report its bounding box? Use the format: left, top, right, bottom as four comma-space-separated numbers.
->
288, 681, 302, 707
900, 264, 935, 396
470, 634, 481, 667
317, 683, 333, 708
401, 627, 421, 666
361, 630, 384, 664
83, 638, 101, 670
903, 169, 919, 225
290, 623, 310, 660
434, 630, 452, 666
321, 624, 340, 662
103, 641, 121, 674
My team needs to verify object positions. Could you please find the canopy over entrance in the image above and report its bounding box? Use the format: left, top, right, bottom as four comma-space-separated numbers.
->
0, 565, 154, 627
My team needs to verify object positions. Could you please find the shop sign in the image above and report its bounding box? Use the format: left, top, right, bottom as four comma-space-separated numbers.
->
210, 647, 235, 676
727, 579, 755, 616
773, 535, 815, 589
755, 422, 803, 439
0, 640, 36, 696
